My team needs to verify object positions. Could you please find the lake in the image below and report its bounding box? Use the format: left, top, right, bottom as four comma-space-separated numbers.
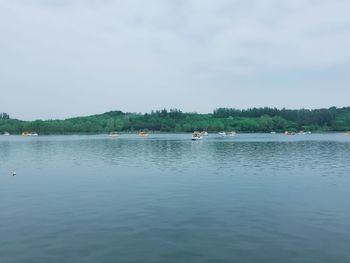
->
1, 133, 350, 263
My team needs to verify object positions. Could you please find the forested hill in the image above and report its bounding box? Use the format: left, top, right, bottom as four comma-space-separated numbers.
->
1, 107, 350, 134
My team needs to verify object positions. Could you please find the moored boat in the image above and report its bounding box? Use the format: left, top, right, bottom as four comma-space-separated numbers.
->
284, 131, 296, 135
22, 132, 38, 136
218, 131, 226, 137
219, 131, 236, 137
3, 132, 10, 136
109, 131, 119, 137
345, 131, 350, 136
226, 131, 236, 137
200, 131, 208, 136
139, 130, 149, 137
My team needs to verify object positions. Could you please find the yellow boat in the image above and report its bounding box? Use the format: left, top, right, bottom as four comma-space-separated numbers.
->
109, 131, 119, 137
138, 130, 149, 137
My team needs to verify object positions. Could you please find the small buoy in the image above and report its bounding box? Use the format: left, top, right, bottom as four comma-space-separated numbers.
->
12, 171, 16, 176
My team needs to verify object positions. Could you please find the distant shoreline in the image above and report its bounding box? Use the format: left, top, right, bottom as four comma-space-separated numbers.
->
1, 107, 350, 134
1, 132, 348, 137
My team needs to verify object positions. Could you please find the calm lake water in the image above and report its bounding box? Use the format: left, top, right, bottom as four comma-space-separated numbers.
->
1, 133, 350, 263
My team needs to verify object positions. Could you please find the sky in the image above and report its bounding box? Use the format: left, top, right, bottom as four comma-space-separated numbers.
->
0, 0, 350, 120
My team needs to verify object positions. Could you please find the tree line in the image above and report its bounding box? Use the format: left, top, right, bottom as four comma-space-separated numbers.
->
0, 107, 349, 134
0, 112, 10, 119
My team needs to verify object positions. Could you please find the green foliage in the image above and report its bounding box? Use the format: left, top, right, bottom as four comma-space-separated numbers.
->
0, 107, 349, 134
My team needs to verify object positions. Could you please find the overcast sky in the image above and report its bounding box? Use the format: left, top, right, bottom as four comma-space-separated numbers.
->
1, 0, 350, 120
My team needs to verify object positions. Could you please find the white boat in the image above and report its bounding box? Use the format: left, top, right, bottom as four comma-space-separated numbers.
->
3, 132, 10, 136
226, 131, 236, 137
219, 131, 236, 137
270, 131, 276, 134
200, 131, 208, 136
192, 131, 203, 141
109, 131, 119, 137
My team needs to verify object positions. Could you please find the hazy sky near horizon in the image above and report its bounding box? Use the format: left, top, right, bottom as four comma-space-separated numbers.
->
1, 0, 350, 120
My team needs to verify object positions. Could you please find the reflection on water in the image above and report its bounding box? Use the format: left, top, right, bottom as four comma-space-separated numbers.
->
2, 134, 349, 176
0, 134, 350, 263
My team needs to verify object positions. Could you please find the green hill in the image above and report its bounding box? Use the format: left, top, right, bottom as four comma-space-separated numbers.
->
1, 107, 350, 134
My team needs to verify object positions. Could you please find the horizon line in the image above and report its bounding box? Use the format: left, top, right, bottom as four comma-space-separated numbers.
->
4, 105, 350, 122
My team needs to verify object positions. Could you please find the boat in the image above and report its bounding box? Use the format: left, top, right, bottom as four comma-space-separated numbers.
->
218, 131, 226, 137
3, 132, 10, 136
192, 131, 203, 141
219, 131, 236, 137
270, 131, 276, 134
345, 131, 350, 136
200, 131, 208, 136
298, 131, 306, 135
109, 131, 119, 137
139, 130, 149, 137
22, 132, 38, 136
226, 131, 236, 137
284, 131, 296, 135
